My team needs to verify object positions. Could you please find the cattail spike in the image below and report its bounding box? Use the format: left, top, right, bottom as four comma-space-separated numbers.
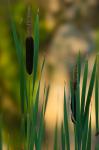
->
26, 37, 34, 75
26, 5, 34, 75
71, 64, 78, 124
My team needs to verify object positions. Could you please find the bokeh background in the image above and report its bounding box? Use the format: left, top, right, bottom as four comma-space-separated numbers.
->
0, 0, 99, 149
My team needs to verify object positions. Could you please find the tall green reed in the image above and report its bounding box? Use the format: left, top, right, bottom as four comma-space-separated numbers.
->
10, 5, 50, 149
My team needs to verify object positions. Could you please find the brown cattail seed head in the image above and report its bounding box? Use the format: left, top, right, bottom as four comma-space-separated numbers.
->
71, 64, 78, 124
26, 5, 34, 75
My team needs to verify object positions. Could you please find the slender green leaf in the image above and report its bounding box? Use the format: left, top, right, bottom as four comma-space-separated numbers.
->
54, 123, 58, 150
21, 116, 25, 150
76, 83, 81, 149
64, 88, 70, 150
74, 126, 77, 150
81, 113, 89, 150
40, 57, 45, 80
83, 59, 96, 129
10, 16, 21, 64
86, 117, 91, 150
77, 52, 81, 83
29, 82, 40, 150
20, 66, 25, 113
36, 107, 44, 150
95, 74, 99, 133
10, 16, 28, 113
44, 85, 50, 114
61, 124, 65, 150
34, 129, 38, 150
33, 13, 39, 90
81, 61, 88, 120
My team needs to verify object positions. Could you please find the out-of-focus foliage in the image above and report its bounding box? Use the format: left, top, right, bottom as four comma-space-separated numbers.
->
95, 29, 99, 51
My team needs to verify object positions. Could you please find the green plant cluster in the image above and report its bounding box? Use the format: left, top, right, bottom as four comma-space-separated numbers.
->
0, 12, 99, 150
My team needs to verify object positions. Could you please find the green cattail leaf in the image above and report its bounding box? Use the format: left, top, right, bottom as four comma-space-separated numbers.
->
83, 59, 96, 129
76, 83, 81, 149
81, 61, 88, 120
44, 85, 50, 114
29, 82, 40, 150
36, 109, 44, 150
61, 124, 65, 150
34, 130, 38, 150
20, 116, 25, 150
74, 126, 77, 150
86, 117, 91, 150
95, 74, 99, 133
54, 124, 58, 150
20, 66, 25, 113
77, 52, 81, 83
33, 82, 40, 123
64, 88, 70, 150
10, 15, 28, 112
33, 13, 39, 90
40, 57, 45, 79
33, 81, 40, 114
27, 113, 30, 150
81, 113, 89, 150
10, 16, 21, 64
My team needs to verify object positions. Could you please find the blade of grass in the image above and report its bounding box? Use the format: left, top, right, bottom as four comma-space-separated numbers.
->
81, 61, 88, 120
10, 15, 28, 112
36, 107, 44, 150
29, 82, 40, 150
44, 85, 50, 114
95, 74, 99, 133
10, 16, 21, 64
54, 123, 58, 150
77, 52, 81, 83
81, 113, 89, 150
21, 116, 25, 150
74, 126, 77, 150
76, 83, 81, 149
86, 117, 91, 150
40, 57, 45, 80
33, 12, 39, 91
34, 129, 38, 150
64, 88, 70, 150
83, 59, 96, 129
20, 66, 25, 113
61, 123, 65, 150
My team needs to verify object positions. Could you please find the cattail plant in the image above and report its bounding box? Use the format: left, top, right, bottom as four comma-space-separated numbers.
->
26, 5, 34, 75
10, 3, 51, 150
61, 55, 96, 150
